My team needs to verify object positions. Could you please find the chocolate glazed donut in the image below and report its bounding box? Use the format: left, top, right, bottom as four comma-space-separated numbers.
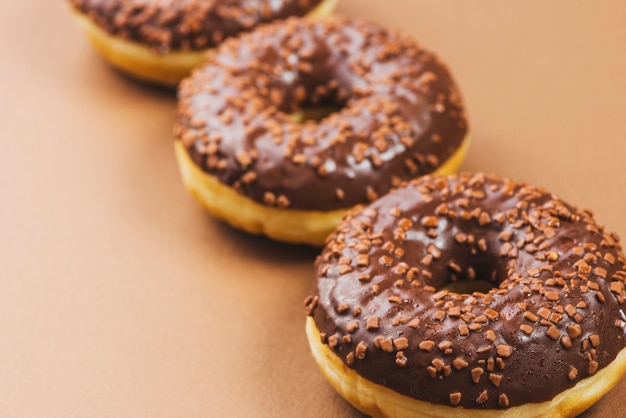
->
305, 173, 626, 416
67, 0, 337, 85
68, 0, 328, 54
175, 17, 469, 245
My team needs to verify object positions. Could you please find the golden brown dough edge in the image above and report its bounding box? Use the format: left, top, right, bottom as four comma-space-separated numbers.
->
305, 316, 626, 418
173, 134, 469, 246
67, 0, 339, 86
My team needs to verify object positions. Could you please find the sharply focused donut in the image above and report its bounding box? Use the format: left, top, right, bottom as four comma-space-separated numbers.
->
305, 172, 626, 417
175, 16, 470, 246
66, 0, 338, 86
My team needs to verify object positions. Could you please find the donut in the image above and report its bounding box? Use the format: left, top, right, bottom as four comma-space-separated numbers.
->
174, 16, 470, 246
66, 0, 338, 86
304, 172, 626, 417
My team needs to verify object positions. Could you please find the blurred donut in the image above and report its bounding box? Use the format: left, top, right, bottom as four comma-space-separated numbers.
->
67, 0, 338, 85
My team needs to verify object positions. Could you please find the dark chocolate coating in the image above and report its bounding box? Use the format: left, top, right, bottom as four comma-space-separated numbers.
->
68, 0, 324, 53
306, 172, 626, 409
176, 17, 468, 211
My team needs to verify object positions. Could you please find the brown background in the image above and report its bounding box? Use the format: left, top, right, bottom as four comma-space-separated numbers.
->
2, 1, 626, 416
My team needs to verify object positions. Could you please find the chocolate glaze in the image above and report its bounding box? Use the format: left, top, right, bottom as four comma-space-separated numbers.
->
176, 17, 468, 211
306, 173, 626, 409
68, 0, 323, 53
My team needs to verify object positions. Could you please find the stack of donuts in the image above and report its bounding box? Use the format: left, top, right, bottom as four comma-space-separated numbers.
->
67, 1, 626, 417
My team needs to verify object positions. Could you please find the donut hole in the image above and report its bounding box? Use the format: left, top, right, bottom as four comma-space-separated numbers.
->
284, 79, 349, 123
441, 279, 494, 294
276, 50, 351, 124
290, 104, 343, 123
422, 240, 508, 296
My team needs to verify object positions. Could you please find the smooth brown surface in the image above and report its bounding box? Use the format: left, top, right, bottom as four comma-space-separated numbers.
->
1, 1, 625, 417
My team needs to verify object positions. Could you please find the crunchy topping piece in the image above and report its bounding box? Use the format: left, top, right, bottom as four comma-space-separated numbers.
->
388, 295, 403, 304
476, 390, 489, 405
395, 351, 407, 367
448, 306, 461, 317
489, 373, 503, 387
420, 216, 439, 228
449, 392, 462, 406
346, 321, 359, 333
496, 344, 512, 358
611, 281, 624, 294
546, 326, 561, 340
594, 267, 608, 279
407, 318, 421, 329
520, 324, 533, 335
438, 340, 452, 351
564, 304, 577, 317
328, 335, 339, 348
496, 357, 505, 370
479, 212, 491, 226
380, 338, 394, 353
485, 310, 499, 321
432, 358, 445, 371
544, 291, 559, 301
276, 195, 290, 208
358, 274, 371, 282
356, 254, 369, 267
523, 311, 539, 322
566, 324, 581, 339
336, 302, 349, 313
453, 357, 469, 370
339, 265, 352, 275
537, 307, 551, 320
236, 151, 253, 168
365, 317, 380, 330
471, 367, 484, 383
419, 340, 436, 352
355, 342, 367, 360
477, 345, 492, 354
